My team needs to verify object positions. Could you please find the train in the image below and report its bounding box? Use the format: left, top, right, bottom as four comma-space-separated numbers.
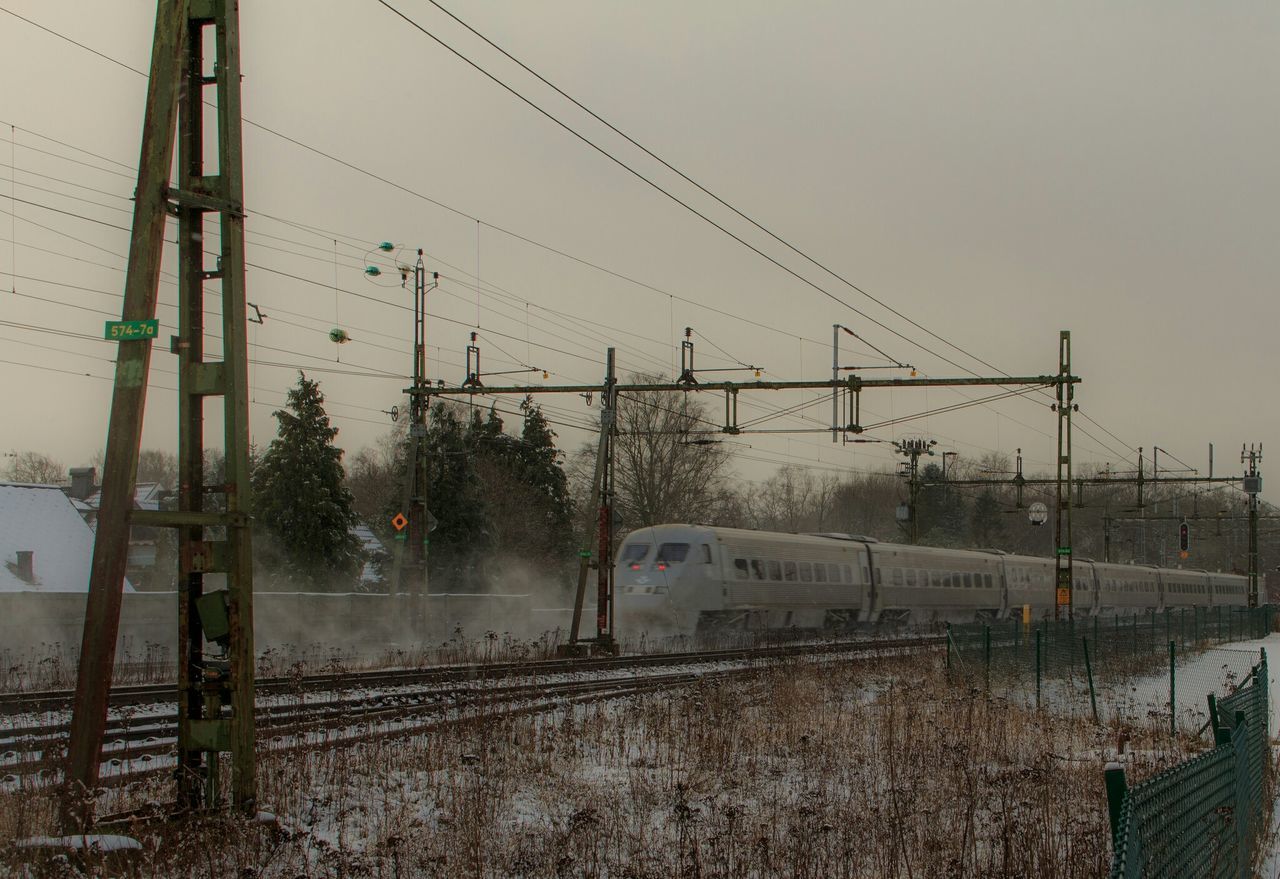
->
615, 524, 1250, 636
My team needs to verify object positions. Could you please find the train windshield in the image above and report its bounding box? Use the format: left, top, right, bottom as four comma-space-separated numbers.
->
655, 543, 690, 568
621, 543, 651, 569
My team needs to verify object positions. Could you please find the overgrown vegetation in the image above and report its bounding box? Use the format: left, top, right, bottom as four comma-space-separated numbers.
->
1, 654, 1201, 877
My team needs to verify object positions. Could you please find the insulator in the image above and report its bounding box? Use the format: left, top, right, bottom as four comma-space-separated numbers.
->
365, 266, 382, 277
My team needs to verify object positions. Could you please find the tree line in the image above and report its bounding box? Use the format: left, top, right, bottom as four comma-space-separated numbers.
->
7, 372, 1272, 593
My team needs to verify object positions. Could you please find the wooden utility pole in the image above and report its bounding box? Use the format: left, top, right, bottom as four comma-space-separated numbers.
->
63, 0, 256, 825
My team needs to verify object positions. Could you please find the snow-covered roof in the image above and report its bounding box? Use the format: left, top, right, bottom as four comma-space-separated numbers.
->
83, 481, 164, 512
0, 482, 135, 593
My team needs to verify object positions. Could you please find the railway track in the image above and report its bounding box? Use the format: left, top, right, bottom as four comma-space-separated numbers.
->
1, 635, 940, 789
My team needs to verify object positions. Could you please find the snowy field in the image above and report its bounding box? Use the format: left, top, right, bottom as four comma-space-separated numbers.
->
0, 651, 1192, 878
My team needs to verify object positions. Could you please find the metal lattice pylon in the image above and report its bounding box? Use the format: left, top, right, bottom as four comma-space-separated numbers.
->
63, 0, 255, 825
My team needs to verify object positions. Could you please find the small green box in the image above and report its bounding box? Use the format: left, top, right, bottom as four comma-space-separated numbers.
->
195, 590, 231, 647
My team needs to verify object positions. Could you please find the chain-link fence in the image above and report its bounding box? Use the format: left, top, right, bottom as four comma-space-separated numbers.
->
946, 606, 1273, 733
1106, 652, 1269, 878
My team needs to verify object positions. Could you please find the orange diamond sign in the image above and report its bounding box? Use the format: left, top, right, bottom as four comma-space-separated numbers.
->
391, 512, 408, 532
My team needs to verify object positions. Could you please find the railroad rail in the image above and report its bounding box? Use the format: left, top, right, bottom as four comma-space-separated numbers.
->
1, 635, 940, 789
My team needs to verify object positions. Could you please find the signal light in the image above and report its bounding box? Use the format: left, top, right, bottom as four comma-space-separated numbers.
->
1179, 522, 1190, 553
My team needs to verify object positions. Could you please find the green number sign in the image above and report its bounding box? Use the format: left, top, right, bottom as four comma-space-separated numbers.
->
104, 319, 159, 341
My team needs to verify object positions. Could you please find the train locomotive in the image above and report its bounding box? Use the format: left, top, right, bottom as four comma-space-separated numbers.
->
616, 524, 1249, 637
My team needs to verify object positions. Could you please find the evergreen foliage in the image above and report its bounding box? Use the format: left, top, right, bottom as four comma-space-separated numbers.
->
916, 463, 968, 547
252, 372, 362, 590
969, 488, 1007, 548
420, 402, 491, 586
418, 399, 576, 589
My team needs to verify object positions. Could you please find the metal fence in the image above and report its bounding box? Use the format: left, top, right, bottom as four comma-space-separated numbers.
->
1105, 651, 1269, 878
946, 606, 1273, 732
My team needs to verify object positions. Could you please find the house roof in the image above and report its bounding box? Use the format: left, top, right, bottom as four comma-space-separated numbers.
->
83, 482, 164, 512
0, 482, 135, 593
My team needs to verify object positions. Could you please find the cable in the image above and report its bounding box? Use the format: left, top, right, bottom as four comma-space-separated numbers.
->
0, 13, 1147, 466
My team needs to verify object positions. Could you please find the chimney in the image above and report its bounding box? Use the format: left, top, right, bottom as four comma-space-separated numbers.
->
69, 467, 96, 500
15, 551, 34, 584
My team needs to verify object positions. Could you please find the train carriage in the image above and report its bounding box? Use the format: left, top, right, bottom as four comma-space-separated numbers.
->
1161, 568, 1212, 610
870, 543, 1003, 622
615, 524, 1250, 638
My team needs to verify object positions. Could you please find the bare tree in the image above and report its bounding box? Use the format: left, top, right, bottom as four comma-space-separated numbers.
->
611, 378, 734, 528
5, 451, 66, 484
137, 449, 178, 489
346, 414, 407, 532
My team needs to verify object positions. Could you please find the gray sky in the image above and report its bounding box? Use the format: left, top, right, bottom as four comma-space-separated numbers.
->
1, 1, 1276, 503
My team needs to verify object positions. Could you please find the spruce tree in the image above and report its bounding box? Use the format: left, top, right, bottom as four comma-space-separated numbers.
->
515, 398, 575, 564
422, 401, 492, 586
252, 372, 362, 590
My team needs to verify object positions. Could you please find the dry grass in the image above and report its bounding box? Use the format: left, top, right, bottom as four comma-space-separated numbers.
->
1, 652, 1196, 878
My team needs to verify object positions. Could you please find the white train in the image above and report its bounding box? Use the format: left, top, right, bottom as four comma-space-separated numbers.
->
616, 524, 1249, 636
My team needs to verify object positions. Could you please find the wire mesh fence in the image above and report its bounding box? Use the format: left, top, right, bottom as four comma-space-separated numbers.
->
946, 606, 1273, 733
1106, 652, 1269, 878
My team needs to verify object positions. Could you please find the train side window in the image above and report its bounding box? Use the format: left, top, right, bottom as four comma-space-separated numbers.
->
891, 568, 903, 586
750, 559, 766, 581
784, 561, 798, 582
768, 560, 782, 581
875, 568, 882, 585
701, 544, 713, 564
962, 573, 972, 588
828, 563, 841, 582
733, 558, 749, 580
814, 564, 827, 583
799, 562, 814, 583
983, 573, 993, 589
905, 569, 917, 587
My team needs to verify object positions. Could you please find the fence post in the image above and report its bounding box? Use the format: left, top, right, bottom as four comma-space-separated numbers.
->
1207, 693, 1229, 745
984, 624, 991, 691
1104, 762, 1127, 850
1083, 636, 1099, 724
1169, 640, 1176, 737
1232, 712, 1250, 871
1036, 627, 1042, 710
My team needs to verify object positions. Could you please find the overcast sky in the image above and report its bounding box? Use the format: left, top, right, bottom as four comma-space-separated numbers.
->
1, 1, 1276, 505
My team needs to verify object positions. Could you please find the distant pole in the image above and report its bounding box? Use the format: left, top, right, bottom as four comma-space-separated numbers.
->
1054, 330, 1074, 620
1242, 444, 1262, 608
567, 348, 616, 653
831, 324, 839, 443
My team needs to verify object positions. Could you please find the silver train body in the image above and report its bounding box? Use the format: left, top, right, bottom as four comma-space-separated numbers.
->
616, 524, 1250, 636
